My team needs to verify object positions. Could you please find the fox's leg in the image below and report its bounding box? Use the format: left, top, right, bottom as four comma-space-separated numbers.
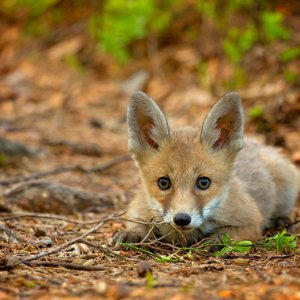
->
263, 172, 298, 232
271, 171, 299, 223
111, 222, 150, 245
207, 224, 261, 243
111, 194, 158, 246
264, 216, 292, 232
259, 148, 299, 227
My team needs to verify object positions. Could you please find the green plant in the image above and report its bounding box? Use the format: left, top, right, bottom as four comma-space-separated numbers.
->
227, 0, 255, 11
284, 69, 298, 84
198, 61, 211, 89
260, 11, 291, 43
223, 22, 257, 62
196, 0, 292, 88
64, 54, 85, 74
280, 47, 300, 62
1, 0, 59, 16
120, 243, 181, 262
214, 234, 253, 257
225, 67, 248, 89
196, 2, 216, 19
145, 271, 157, 289
0, 153, 8, 166
1, 0, 61, 37
120, 230, 298, 263
264, 229, 298, 253
249, 105, 265, 119
89, 0, 172, 63
214, 230, 298, 256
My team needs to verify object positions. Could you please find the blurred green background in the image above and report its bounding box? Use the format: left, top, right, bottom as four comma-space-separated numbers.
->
1, 0, 299, 90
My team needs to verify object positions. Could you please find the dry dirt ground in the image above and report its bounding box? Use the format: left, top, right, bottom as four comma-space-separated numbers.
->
0, 28, 300, 300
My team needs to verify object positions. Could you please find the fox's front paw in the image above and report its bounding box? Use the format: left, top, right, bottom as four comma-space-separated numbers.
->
204, 233, 226, 253
111, 230, 143, 246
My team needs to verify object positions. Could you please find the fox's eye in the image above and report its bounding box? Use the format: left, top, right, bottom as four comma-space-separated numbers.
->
157, 177, 171, 190
196, 176, 211, 190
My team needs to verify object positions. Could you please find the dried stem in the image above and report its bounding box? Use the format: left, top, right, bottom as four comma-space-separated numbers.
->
1, 213, 165, 226
23, 260, 109, 271
19, 212, 124, 263
78, 239, 125, 259
0, 154, 130, 186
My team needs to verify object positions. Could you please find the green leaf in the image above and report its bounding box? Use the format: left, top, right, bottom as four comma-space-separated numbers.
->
0, 153, 8, 166
2, 0, 59, 16
284, 69, 298, 84
120, 243, 180, 263
280, 47, 300, 62
219, 233, 232, 246
145, 271, 157, 289
64, 54, 84, 74
120, 243, 157, 258
250, 105, 264, 119
196, 2, 216, 19
263, 230, 298, 253
215, 246, 234, 257
234, 240, 253, 253
88, 0, 172, 63
223, 22, 257, 63
261, 11, 291, 42
155, 255, 180, 263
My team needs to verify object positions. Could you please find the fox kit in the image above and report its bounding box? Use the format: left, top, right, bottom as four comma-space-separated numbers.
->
112, 91, 299, 246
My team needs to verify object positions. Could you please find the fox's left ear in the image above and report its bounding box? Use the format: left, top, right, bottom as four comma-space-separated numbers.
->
200, 92, 244, 152
127, 91, 171, 155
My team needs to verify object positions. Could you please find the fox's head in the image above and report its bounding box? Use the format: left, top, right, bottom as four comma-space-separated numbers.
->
127, 91, 244, 235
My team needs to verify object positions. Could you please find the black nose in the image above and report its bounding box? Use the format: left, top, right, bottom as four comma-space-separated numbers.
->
173, 213, 191, 227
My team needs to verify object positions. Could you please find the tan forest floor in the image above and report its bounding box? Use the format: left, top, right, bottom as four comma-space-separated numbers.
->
0, 24, 300, 300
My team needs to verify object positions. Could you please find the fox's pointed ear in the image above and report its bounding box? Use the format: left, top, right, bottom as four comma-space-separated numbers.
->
200, 93, 244, 152
127, 91, 170, 154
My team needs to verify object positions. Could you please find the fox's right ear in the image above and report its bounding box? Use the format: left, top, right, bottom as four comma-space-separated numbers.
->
200, 92, 244, 153
127, 91, 170, 154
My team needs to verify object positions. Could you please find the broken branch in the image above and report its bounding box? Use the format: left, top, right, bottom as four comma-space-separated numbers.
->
0, 154, 130, 186
23, 260, 109, 271
42, 138, 103, 157
1, 213, 165, 226
19, 212, 124, 263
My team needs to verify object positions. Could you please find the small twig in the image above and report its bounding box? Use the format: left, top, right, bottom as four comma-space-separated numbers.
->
254, 265, 271, 282
1, 213, 106, 225
132, 229, 177, 247
145, 244, 177, 254
220, 254, 261, 259
19, 212, 124, 263
0, 286, 17, 295
23, 260, 109, 271
190, 237, 214, 248
263, 253, 294, 262
117, 217, 166, 226
42, 138, 103, 157
0, 222, 25, 243
0, 154, 130, 186
285, 219, 300, 227
1, 213, 164, 226
78, 239, 125, 259
169, 223, 187, 244
140, 226, 156, 243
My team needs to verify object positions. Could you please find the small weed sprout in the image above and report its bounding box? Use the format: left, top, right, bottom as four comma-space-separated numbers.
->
263, 229, 298, 254
120, 230, 298, 262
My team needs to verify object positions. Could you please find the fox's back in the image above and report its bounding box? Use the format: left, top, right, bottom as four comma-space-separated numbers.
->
234, 139, 299, 227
